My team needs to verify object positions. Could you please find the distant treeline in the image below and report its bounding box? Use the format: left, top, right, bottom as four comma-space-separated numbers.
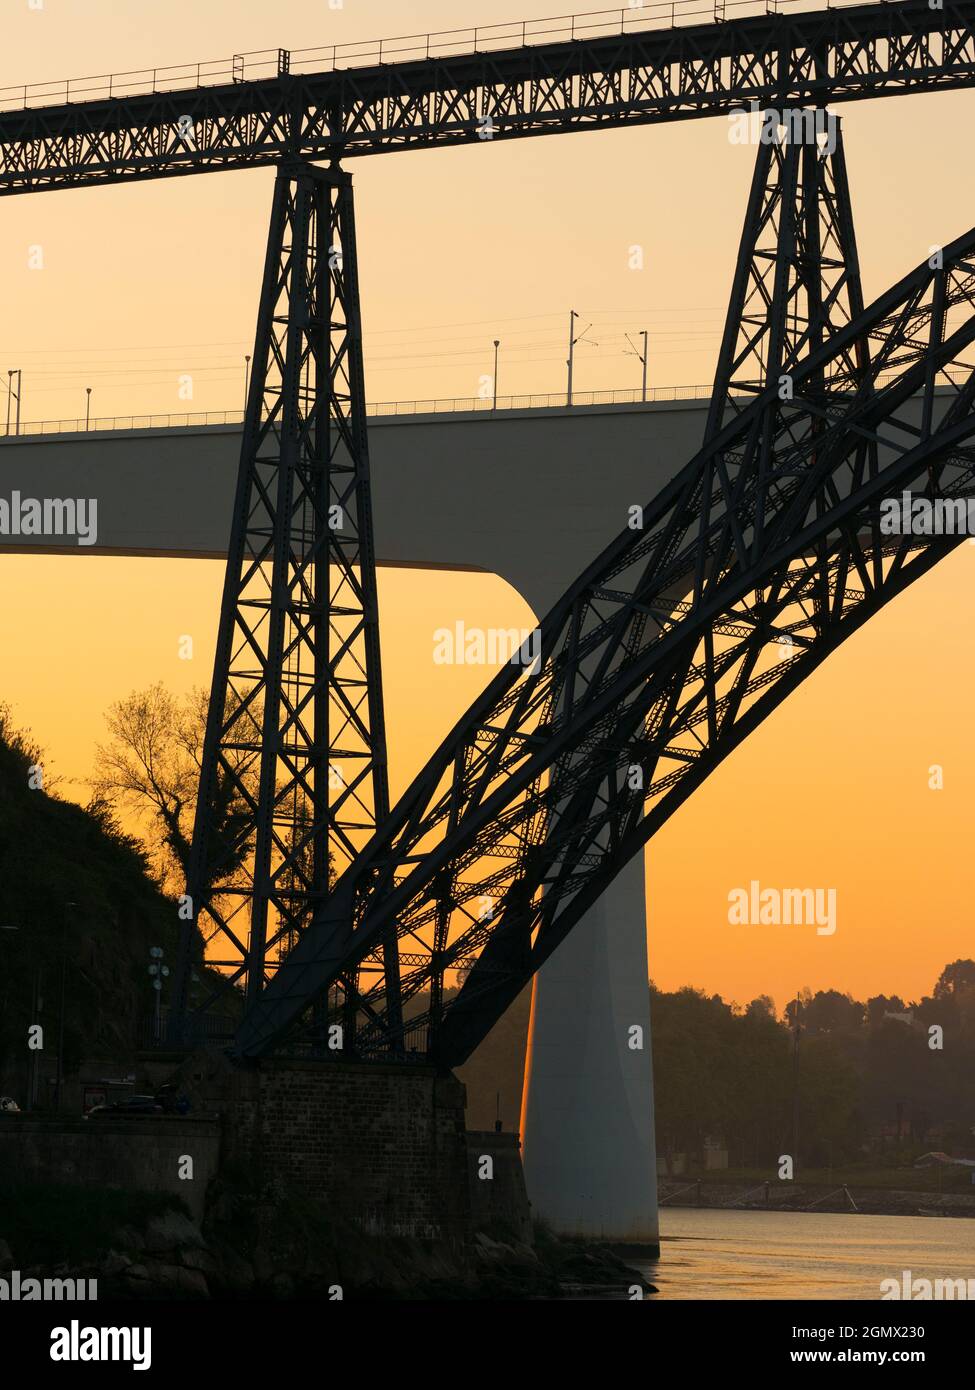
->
458, 967, 975, 1164
650, 970, 975, 1169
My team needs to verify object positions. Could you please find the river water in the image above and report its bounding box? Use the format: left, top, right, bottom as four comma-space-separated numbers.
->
630, 1208, 975, 1299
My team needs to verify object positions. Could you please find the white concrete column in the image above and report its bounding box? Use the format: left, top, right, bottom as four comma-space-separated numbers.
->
520, 850, 659, 1249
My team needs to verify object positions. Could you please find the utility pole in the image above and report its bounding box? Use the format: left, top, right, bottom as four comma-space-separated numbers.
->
566, 310, 596, 407
492, 339, 500, 410
625, 330, 649, 402
791, 992, 802, 1179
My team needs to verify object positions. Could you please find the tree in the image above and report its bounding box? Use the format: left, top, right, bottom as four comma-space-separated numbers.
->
93, 682, 334, 917
866, 993, 908, 1026
803, 989, 865, 1038
92, 684, 196, 886
0, 709, 180, 1089
92, 682, 258, 895
933, 959, 975, 1000
0, 701, 41, 782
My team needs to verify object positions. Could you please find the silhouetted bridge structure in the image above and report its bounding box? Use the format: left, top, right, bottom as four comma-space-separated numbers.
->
2, 0, 975, 190
2, 0, 975, 1243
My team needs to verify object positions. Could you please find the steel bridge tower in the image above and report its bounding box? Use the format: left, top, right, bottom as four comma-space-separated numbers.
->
173, 159, 398, 1047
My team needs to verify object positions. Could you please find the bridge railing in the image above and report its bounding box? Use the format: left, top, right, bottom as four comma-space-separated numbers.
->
141, 1007, 432, 1058
0, 0, 864, 113
0, 384, 722, 438
2, 368, 955, 438
141, 1008, 238, 1049
5, 363, 962, 439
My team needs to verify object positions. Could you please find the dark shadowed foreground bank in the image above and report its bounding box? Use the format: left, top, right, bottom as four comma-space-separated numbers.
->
0, 1182, 652, 1300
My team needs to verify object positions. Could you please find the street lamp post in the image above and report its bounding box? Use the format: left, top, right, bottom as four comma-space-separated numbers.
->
1, 925, 41, 1111
28, 966, 40, 1111
85, 387, 92, 431
492, 339, 500, 410
54, 902, 77, 1114
243, 354, 251, 412
148, 946, 170, 1043
0, 927, 19, 1101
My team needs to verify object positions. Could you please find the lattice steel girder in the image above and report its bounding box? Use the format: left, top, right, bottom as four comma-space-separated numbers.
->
173, 159, 397, 1034
706, 112, 867, 439
233, 227, 975, 1065
2, 1, 975, 192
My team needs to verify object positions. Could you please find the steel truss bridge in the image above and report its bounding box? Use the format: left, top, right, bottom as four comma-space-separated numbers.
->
3, 0, 975, 189
3, 1, 974, 1068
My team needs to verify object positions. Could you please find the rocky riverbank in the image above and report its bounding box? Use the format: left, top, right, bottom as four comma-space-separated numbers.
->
0, 1184, 655, 1300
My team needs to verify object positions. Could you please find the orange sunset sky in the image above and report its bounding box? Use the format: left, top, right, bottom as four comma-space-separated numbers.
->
1, 0, 974, 1013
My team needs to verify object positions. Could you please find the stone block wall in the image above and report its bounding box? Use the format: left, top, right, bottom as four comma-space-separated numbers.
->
467, 1131, 533, 1243
222, 1059, 472, 1241
0, 1059, 532, 1248
0, 1115, 220, 1220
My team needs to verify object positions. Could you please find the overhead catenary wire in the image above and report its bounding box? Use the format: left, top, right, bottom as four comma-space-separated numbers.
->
2, 305, 726, 414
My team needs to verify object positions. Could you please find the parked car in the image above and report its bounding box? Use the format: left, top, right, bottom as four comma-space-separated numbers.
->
86, 1095, 163, 1118
153, 1082, 190, 1115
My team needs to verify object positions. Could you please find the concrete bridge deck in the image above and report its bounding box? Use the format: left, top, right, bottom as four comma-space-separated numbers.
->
0, 397, 709, 616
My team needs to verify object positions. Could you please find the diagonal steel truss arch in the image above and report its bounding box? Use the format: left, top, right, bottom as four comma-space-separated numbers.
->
233, 226, 975, 1067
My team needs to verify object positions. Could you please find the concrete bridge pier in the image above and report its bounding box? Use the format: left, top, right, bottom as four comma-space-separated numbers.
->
519, 851, 659, 1253
507, 536, 660, 1256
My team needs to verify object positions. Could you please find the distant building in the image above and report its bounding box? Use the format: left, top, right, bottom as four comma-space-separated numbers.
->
703, 1136, 729, 1170
915, 1151, 975, 1169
